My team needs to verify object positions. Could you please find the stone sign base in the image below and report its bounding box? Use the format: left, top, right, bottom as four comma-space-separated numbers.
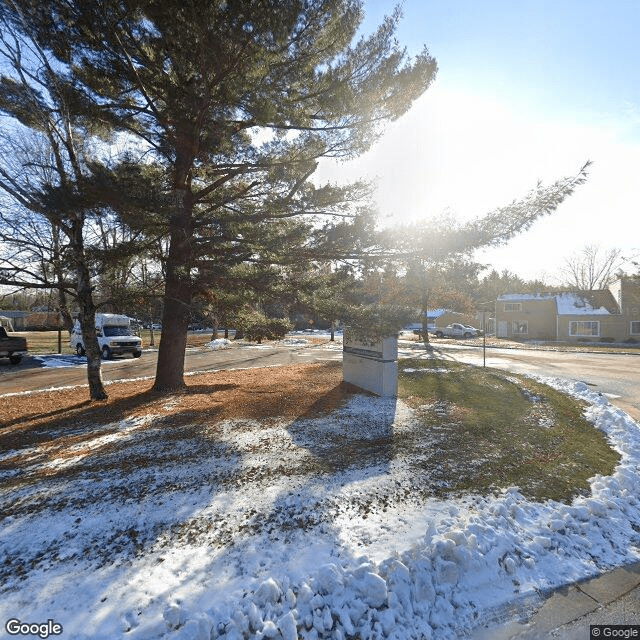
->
342, 331, 398, 397
343, 357, 398, 397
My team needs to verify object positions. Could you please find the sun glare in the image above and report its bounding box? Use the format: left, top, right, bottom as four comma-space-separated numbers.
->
315, 84, 639, 280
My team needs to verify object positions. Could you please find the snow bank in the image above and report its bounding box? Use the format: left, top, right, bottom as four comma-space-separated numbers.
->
162, 378, 640, 640
2, 377, 640, 640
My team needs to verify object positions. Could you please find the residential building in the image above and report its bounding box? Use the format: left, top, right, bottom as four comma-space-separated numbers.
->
495, 276, 640, 343
610, 275, 640, 340
495, 293, 557, 341
0, 310, 29, 331
426, 309, 477, 330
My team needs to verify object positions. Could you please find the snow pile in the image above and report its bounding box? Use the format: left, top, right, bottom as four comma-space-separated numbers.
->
1, 377, 640, 639
207, 338, 232, 350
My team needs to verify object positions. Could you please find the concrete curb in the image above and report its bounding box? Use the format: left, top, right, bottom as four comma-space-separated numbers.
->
472, 561, 640, 639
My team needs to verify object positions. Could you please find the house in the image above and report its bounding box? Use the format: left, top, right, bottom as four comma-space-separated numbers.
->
556, 290, 626, 341
610, 276, 640, 339
426, 309, 478, 330
24, 312, 62, 330
0, 310, 63, 331
0, 310, 29, 331
495, 293, 558, 341
495, 276, 640, 343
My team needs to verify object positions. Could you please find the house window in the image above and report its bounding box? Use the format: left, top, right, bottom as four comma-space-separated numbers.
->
569, 321, 600, 337
511, 321, 528, 335
631, 321, 640, 335
503, 302, 522, 312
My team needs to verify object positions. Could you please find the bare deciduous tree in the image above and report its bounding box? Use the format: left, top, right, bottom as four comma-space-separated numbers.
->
0, 22, 110, 399
560, 245, 625, 291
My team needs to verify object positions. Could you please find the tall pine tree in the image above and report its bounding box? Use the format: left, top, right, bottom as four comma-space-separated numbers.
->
2, 0, 437, 391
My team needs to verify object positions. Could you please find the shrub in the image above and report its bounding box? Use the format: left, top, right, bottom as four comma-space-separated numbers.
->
235, 308, 292, 343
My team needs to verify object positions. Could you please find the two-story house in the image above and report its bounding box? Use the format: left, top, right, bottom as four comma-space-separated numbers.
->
495, 276, 640, 343
609, 276, 640, 339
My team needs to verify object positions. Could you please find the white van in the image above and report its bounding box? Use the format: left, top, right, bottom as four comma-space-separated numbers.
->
70, 313, 142, 359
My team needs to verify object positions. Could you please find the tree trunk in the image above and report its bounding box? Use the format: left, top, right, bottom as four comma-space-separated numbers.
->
73, 221, 108, 400
53, 226, 74, 333
82, 313, 107, 400
153, 187, 193, 393
420, 273, 432, 351
58, 288, 74, 333
153, 276, 191, 392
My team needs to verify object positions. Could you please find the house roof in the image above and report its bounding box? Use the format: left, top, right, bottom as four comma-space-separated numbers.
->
555, 291, 619, 316
497, 291, 620, 315
497, 293, 556, 301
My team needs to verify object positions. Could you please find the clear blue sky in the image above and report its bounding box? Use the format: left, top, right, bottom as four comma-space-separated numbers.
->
365, 0, 640, 133
316, 1, 640, 282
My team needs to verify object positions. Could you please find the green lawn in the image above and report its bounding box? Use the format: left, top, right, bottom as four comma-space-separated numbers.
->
397, 358, 620, 503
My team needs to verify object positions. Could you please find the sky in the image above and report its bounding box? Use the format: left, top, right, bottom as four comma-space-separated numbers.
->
316, 0, 640, 283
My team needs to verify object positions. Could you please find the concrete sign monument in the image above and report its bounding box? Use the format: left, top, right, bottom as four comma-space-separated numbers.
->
342, 327, 398, 396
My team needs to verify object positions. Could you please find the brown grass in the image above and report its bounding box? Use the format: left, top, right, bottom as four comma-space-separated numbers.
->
0, 361, 349, 439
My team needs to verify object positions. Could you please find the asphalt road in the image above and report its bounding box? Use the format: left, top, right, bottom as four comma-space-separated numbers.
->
426, 342, 640, 422
0, 340, 344, 396
1, 340, 639, 425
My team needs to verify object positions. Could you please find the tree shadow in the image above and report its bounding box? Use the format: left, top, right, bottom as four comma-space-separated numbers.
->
0, 383, 239, 444
0, 364, 407, 637
285, 382, 398, 474
0, 381, 246, 604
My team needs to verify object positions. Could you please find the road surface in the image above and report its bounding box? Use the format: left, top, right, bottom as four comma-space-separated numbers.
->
1, 339, 638, 423
0, 340, 344, 396
421, 342, 640, 423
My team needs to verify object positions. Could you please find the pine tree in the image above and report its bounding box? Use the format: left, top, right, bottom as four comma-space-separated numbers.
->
2, 0, 437, 391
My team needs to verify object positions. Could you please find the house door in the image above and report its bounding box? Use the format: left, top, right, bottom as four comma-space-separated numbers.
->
497, 321, 508, 338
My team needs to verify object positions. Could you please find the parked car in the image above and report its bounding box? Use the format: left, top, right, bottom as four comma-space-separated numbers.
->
464, 324, 484, 336
0, 325, 28, 364
433, 323, 480, 339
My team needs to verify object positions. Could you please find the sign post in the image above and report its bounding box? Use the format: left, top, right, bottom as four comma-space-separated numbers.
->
342, 327, 398, 397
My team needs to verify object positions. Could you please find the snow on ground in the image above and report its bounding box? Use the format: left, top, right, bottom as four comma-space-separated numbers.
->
1, 373, 640, 639
207, 339, 232, 350
33, 354, 88, 368
32, 354, 125, 368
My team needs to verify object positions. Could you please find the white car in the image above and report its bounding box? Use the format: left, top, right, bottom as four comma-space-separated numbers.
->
433, 323, 479, 339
